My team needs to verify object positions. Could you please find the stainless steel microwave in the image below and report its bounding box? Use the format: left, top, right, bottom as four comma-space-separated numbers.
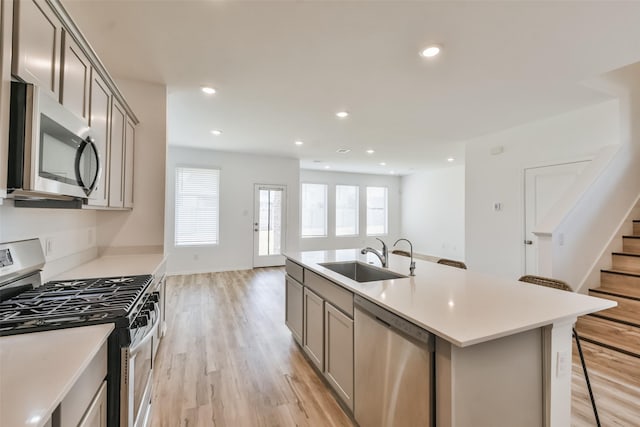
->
8, 82, 101, 200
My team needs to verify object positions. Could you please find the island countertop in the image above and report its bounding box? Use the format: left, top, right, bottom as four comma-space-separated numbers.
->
0, 323, 114, 427
285, 249, 616, 347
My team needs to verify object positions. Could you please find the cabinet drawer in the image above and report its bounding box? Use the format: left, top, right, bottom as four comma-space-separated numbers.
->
305, 271, 353, 318
285, 259, 304, 283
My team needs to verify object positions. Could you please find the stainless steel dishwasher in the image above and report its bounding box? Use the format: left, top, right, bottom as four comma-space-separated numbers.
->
354, 294, 435, 427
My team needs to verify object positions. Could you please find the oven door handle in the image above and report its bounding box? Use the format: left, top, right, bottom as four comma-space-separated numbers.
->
130, 310, 160, 355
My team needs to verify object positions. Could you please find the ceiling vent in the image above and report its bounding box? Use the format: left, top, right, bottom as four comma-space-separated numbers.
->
336, 148, 351, 154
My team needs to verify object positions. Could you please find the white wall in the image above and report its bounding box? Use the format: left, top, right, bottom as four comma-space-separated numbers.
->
165, 147, 300, 274
401, 166, 465, 260
97, 79, 166, 254
0, 203, 98, 280
299, 169, 401, 252
465, 99, 620, 279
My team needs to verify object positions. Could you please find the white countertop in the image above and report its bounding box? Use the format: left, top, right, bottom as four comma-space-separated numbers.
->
0, 323, 114, 427
53, 253, 166, 280
285, 249, 616, 347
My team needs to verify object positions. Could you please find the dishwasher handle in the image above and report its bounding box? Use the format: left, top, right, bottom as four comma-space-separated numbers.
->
354, 294, 434, 349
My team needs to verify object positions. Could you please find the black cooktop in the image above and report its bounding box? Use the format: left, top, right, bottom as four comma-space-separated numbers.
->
0, 274, 152, 336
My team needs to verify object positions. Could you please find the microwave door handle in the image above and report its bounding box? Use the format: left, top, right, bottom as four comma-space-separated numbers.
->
75, 137, 101, 196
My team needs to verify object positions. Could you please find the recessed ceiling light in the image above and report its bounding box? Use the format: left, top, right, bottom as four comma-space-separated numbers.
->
336, 111, 349, 118
211, 129, 222, 136
420, 45, 441, 58
295, 140, 304, 146
447, 157, 455, 162
201, 86, 216, 95
379, 162, 386, 166
366, 149, 375, 154
336, 148, 351, 154
324, 165, 331, 169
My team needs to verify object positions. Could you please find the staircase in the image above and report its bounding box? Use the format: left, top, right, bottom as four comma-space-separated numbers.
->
575, 219, 640, 386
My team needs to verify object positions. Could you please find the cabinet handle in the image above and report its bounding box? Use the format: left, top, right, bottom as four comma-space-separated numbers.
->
524, 240, 533, 245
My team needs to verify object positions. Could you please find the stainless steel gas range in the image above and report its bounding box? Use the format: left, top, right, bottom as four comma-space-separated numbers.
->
0, 238, 163, 427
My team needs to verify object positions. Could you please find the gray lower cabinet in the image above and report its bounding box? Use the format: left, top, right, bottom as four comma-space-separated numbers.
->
285, 276, 304, 344
303, 287, 324, 371
324, 302, 354, 410
78, 381, 107, 427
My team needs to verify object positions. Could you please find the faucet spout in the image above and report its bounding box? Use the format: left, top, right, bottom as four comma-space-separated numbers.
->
361, 238, 388, 267
393, 238, 415, 276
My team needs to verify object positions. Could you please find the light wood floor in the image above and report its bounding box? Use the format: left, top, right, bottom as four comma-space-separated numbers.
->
151, 268, 639, 426
149, 268, 354, 427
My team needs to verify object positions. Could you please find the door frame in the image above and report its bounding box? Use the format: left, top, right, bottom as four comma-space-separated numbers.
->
522, 160, 590, 275
253, 183, 287, 268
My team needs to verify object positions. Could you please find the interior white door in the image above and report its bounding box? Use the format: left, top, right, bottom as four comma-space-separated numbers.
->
253, 184, 286, 268
524, 161, 589, 275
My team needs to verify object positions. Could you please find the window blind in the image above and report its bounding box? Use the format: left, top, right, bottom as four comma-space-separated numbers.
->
366, 186, 388, 236
301, 183, 327, 237
175, 167, 220, 246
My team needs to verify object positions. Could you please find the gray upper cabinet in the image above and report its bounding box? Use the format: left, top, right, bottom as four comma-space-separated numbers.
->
12, 0, 62, 97
123, 117, 135, 208
303, 287, 324, 371
0, 0, 13, 200
9, 0, 139, 209
87, 70, 110, 207
285, 276, 304, 345
324, 302, 354, 410
61, 31, 90, 123
109, 99, 125, 208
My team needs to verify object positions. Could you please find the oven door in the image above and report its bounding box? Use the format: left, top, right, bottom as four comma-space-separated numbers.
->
8, 82, 101, 199
121, 311, 159, 427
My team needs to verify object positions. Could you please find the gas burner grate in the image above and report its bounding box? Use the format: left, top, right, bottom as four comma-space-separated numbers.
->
0, 274, 152, 331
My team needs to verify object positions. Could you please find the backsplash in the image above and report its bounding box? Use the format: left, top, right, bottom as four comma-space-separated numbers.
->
0, 201, 98, 279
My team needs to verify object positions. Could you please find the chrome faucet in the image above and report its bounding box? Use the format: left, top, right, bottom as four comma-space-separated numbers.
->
393, 238, 415, 276
361, 238, 388, 267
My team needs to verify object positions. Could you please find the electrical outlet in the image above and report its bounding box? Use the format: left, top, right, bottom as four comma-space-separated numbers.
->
556, 350, 570, 378
45, 238, 53, 256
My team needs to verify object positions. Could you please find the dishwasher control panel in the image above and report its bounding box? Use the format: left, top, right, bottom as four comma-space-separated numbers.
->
354, 294, 434, 348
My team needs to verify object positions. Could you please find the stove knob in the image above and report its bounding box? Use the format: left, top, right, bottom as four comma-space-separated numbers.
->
136, 313, 149, 328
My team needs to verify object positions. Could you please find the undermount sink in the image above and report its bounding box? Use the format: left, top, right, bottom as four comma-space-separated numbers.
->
319, 261, 407, 283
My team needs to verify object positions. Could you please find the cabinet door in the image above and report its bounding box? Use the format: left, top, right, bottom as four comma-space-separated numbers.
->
303, 287, 324, 371
108, 100, 125, 208
0, 0, 13, 200
12, 0, 62, 97
285, 276, 304, 344
78, 381, 107, 427
61, 31, 90, 123
123, 117, 135, 208
87, 70, 110, 207
324, 303, 354, 410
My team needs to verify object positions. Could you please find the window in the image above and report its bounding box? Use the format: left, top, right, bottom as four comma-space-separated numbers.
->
175, 166, 219, 246
301, 183, 327, 237
336, 185, 359, 236
366, 186, 388, 235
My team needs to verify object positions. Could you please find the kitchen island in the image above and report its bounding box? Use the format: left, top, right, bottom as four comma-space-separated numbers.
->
284, 249, 615, 427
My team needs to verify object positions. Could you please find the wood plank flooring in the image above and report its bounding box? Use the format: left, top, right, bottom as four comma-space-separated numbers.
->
149, 268, 354, 427
150, 268, 638, 426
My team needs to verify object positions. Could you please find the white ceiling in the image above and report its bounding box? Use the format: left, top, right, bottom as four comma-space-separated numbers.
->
63, 0, 640, 175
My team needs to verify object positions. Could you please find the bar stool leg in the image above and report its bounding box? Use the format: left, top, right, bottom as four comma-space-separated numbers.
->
573, 328, 601, 427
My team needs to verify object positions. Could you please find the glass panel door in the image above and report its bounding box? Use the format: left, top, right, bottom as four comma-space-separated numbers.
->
253, 184, 286, 267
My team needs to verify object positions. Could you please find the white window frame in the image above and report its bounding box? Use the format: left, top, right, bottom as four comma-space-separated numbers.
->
366, 186, 388, 236
335, 184, 359, 237
174, 166, 220, 247
301, 182, 328, 238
